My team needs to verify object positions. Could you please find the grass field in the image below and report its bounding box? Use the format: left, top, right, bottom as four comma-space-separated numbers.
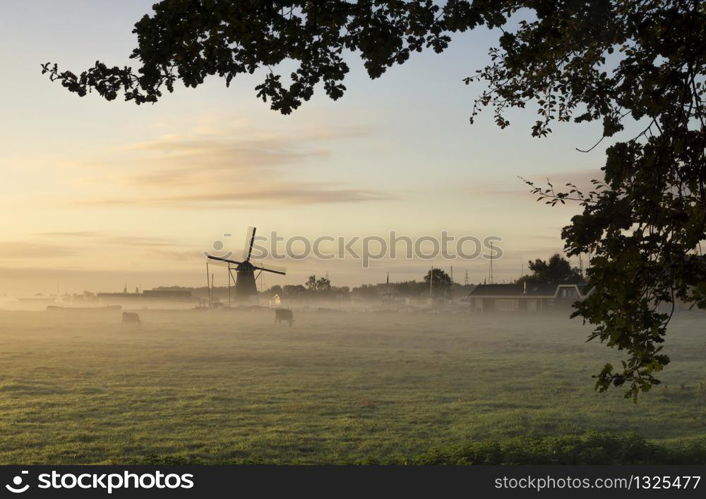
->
0, 308, 705, 464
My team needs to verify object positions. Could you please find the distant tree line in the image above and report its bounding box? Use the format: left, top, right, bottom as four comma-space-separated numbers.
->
264, 269, 467, 300
515, 254, 584, 288
264, 255, 584, 300
156, 254, 584, 301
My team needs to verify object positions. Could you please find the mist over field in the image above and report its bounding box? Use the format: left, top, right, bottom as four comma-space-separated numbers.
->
0, 0, 704, 474
1, 306, 705, 464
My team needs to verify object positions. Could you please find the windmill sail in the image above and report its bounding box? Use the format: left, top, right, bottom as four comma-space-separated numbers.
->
251, 261, 286, 275
206, 254, 242, 267
205, 227, 285, 301
242, 226, 256, 261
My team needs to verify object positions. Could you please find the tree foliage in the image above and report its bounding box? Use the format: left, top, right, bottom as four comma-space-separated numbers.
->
508, 0, 706, 400
45, 0, 706, 399
424, 268, 453, 294
518, 254, 583, 287
43, 0, 505, 113
306, 275, 333, 292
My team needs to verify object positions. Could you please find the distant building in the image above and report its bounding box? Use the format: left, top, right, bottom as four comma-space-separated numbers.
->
142, 289, 193, 300
468, 282, 591, 312
97, 289, 194, 303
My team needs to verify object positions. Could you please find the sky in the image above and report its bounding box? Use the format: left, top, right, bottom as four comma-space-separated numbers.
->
0, 1, 608, 295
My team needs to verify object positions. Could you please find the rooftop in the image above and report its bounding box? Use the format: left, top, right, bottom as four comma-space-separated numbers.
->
469, 282, 587, 297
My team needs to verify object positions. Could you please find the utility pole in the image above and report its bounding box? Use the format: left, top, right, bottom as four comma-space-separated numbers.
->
429, 266, 433, 298
205, 261, 211, 308
489, 241, 495, 284
579, 254, 584, 279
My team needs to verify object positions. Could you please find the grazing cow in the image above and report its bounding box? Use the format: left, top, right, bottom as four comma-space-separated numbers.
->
122, 312, 141, 325
274, 308, 294, 327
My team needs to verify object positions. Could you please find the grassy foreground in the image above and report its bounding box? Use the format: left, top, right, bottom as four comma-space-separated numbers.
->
0, 308, 704, 464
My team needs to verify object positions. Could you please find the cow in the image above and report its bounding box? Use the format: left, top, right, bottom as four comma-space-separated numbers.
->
122, 312, 141, 325
274, 308, 294, 327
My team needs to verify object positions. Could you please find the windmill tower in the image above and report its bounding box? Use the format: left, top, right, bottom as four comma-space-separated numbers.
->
206, 227, 286, 300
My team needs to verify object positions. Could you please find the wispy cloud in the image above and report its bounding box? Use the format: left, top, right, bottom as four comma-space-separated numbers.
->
35, 231, 97, 238
520, 168, 600, 191
68, 122, 392, 208
101, 235, 177, 247
463, 168, 601, 198
32, 232, 176, 247
77, 185, 393, 208
0, 242, 78, 259
0, 233, 199, 276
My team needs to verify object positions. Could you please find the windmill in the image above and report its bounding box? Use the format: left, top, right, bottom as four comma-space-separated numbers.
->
206, 227, 286, 301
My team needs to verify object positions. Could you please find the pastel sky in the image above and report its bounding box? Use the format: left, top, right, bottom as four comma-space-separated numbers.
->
0, 1, 608, 295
